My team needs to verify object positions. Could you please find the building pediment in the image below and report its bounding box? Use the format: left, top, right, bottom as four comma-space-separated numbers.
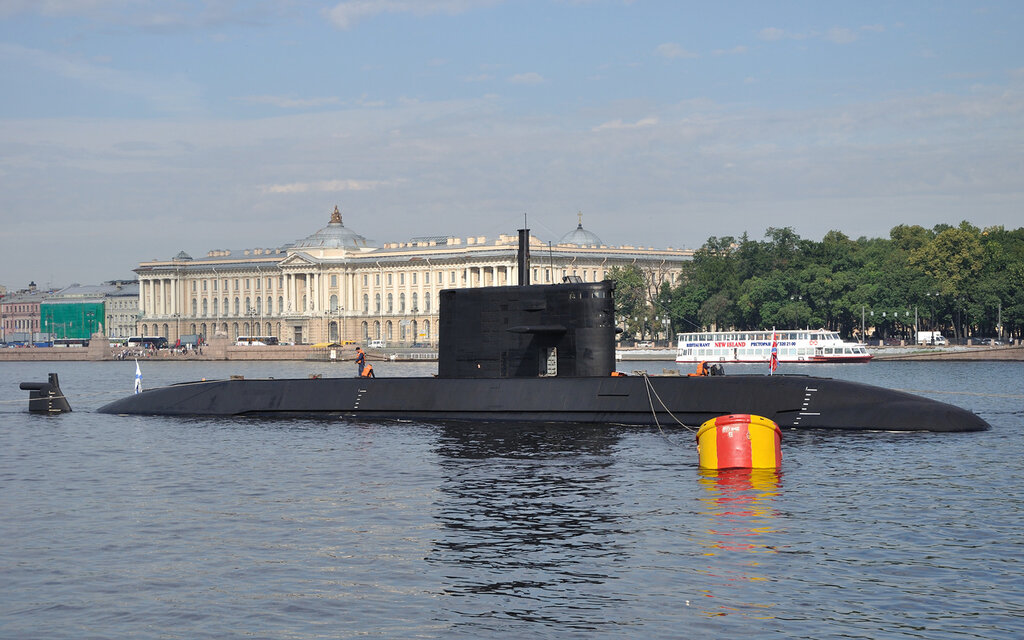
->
278, 252, 320, 268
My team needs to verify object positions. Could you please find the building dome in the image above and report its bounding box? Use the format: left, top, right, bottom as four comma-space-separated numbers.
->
559, 213, 603, 246
292, 206, 370, 250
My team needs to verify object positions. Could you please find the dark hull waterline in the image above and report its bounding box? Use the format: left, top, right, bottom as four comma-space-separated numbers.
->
96, 374, 990, 432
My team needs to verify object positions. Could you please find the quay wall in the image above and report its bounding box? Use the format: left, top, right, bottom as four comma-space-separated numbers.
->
2, 342, 1022, 363
0, 336, 360, 363
872, 345, 1024, 361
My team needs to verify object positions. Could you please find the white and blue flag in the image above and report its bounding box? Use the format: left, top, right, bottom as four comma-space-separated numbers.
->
134, 360, 143, 394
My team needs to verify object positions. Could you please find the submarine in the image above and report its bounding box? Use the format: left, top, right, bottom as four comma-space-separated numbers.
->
96, 229, 989, 432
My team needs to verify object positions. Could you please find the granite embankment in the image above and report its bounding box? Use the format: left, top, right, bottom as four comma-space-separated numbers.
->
0, 336, 364, 363
871, 344, 1024, 361
2, 337, 1021, 363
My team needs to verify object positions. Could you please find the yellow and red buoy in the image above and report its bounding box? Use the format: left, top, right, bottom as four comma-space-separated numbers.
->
696, 414, 782, 470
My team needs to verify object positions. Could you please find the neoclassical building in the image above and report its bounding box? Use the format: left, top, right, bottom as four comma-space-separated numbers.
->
134, 208, 693, 346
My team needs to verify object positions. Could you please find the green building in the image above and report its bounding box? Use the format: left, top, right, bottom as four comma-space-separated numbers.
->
40, 301, 104, 340
40, 284, 109, 340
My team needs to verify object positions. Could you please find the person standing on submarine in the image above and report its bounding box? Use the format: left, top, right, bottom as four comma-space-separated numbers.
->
355, 346, 366, 377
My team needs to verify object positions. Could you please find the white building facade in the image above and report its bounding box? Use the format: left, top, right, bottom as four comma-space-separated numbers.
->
134, 208, 693, 346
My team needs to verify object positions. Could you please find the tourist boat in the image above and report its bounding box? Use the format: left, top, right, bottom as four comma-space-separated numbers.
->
675, 329, 872, 364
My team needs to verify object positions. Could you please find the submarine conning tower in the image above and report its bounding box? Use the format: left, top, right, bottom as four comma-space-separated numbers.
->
437, 228, 618, 379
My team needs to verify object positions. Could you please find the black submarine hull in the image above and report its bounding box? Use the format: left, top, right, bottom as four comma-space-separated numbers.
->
96, 374, 990, 432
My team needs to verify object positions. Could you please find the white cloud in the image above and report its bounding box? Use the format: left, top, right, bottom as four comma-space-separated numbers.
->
655, 42, 697, 59
761, 24, 883, 45
237, 95, 342, 109
759, 27, 787, 41
592, 117, 658, 131
0, 42, 201, 113
262, 179, 390, 194
712, 45, 747, 56
508, 72, 545, 84
826, 27, 858, 44
324, 0, 501, 29
0, 0, 294, 31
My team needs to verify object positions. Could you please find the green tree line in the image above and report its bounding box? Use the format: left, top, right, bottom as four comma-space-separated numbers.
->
608, 222, 1024, 343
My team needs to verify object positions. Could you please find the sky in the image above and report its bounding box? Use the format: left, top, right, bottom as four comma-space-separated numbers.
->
1, 0, 1022, 290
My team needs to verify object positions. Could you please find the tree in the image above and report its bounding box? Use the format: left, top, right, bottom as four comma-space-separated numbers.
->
909, 224, 985, 339
606, 265, 647, 340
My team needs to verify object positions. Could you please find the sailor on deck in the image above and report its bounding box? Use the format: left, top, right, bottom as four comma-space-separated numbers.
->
355, 347, 366, 377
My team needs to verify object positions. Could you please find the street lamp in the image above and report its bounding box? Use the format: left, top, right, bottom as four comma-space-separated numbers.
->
790, 295, 802, 329
325, 307, 342, 342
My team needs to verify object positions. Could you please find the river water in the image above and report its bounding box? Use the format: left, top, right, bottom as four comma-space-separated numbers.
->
1, 359, 1022, 639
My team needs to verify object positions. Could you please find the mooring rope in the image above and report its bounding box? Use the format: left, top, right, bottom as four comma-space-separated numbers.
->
640, 372, 696, 434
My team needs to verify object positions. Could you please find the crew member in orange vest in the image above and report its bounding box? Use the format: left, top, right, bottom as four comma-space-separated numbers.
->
355, 347, 366, 377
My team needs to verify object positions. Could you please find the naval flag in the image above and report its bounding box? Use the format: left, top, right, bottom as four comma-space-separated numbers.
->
769, 329, 778, 375
134, 360, 143, 394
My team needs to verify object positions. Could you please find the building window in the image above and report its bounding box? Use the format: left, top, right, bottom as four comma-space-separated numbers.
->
363, 274, 368, 287
424, 272, 430, 284
399, 293, 405, 313
375, 294, 381, 313
375, 273, 380, 286
191, 299, 197, 315
387, 293, 393, 313
331, 275, 337, 288
255, 278, 260, 290
234, 297, 240, 315
203, 280, 208, 291
234, 279, 239, 290
387, 273, 393, 286
411, 292, 418, 312
267, 297, 273, 315
363, 294, 369, 313
412, 273, 417, 285
330, 294, 339, 312
192, 281, 197, 292
245, 297, 251, 313
245, 278, 250, 289
450, 271, 456, 284
399, 273, 405, 285
278, 296, 284, 313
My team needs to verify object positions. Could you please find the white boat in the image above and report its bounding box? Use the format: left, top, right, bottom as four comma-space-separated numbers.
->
675, 329, 872, 364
